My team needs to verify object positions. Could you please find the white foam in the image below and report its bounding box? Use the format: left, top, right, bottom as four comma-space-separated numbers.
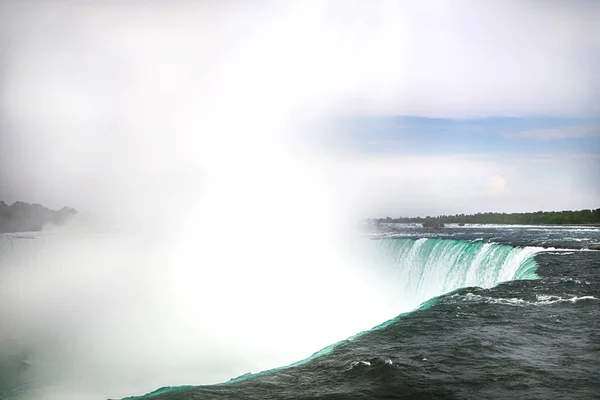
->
349, 361, 372, 368
535, 295, 598, 304
457, 292, 598, 306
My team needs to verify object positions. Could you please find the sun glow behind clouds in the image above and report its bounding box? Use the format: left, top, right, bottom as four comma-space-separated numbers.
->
491, 175, 507, 193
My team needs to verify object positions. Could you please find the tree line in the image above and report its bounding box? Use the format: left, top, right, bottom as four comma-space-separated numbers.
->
369, 208, 600, 225
0, 201, 77, 233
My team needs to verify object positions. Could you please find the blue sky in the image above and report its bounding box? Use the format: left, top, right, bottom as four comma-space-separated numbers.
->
324, 116, 600, 157
312, 115, 600, 216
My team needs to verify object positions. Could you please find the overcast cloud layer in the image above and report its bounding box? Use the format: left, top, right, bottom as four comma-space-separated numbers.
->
1, 0, 599, 217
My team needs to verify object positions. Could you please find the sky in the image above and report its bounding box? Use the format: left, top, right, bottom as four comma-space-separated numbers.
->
0, 0, 599, 219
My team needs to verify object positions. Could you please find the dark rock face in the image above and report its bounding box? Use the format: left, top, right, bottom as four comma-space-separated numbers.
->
0, 201, 77, 233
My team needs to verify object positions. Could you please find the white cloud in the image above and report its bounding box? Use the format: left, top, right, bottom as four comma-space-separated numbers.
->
0, 0, 598, 215
504, 125, 600, 140
1, 0, 598, 117
325, 152, 599, 217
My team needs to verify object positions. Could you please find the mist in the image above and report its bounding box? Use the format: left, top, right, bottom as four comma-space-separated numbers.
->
0, 2, 398, 398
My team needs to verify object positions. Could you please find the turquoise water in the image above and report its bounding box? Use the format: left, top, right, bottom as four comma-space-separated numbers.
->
129, 237, 542, 399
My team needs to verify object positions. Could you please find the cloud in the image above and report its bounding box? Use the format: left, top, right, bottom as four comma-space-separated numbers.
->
0, 0, 598, 216
327, 152, 599, 216
1, 0, 599, 121
504, 125, 600, 140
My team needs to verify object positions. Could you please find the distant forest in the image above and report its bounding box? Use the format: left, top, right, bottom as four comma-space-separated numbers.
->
371, 208, 600, 225
0, 201, 77, 233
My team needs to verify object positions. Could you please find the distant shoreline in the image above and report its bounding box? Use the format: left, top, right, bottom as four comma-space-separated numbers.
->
367, 208, 600, 226
375, 222, 600, 227
0, 201, 77, 234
